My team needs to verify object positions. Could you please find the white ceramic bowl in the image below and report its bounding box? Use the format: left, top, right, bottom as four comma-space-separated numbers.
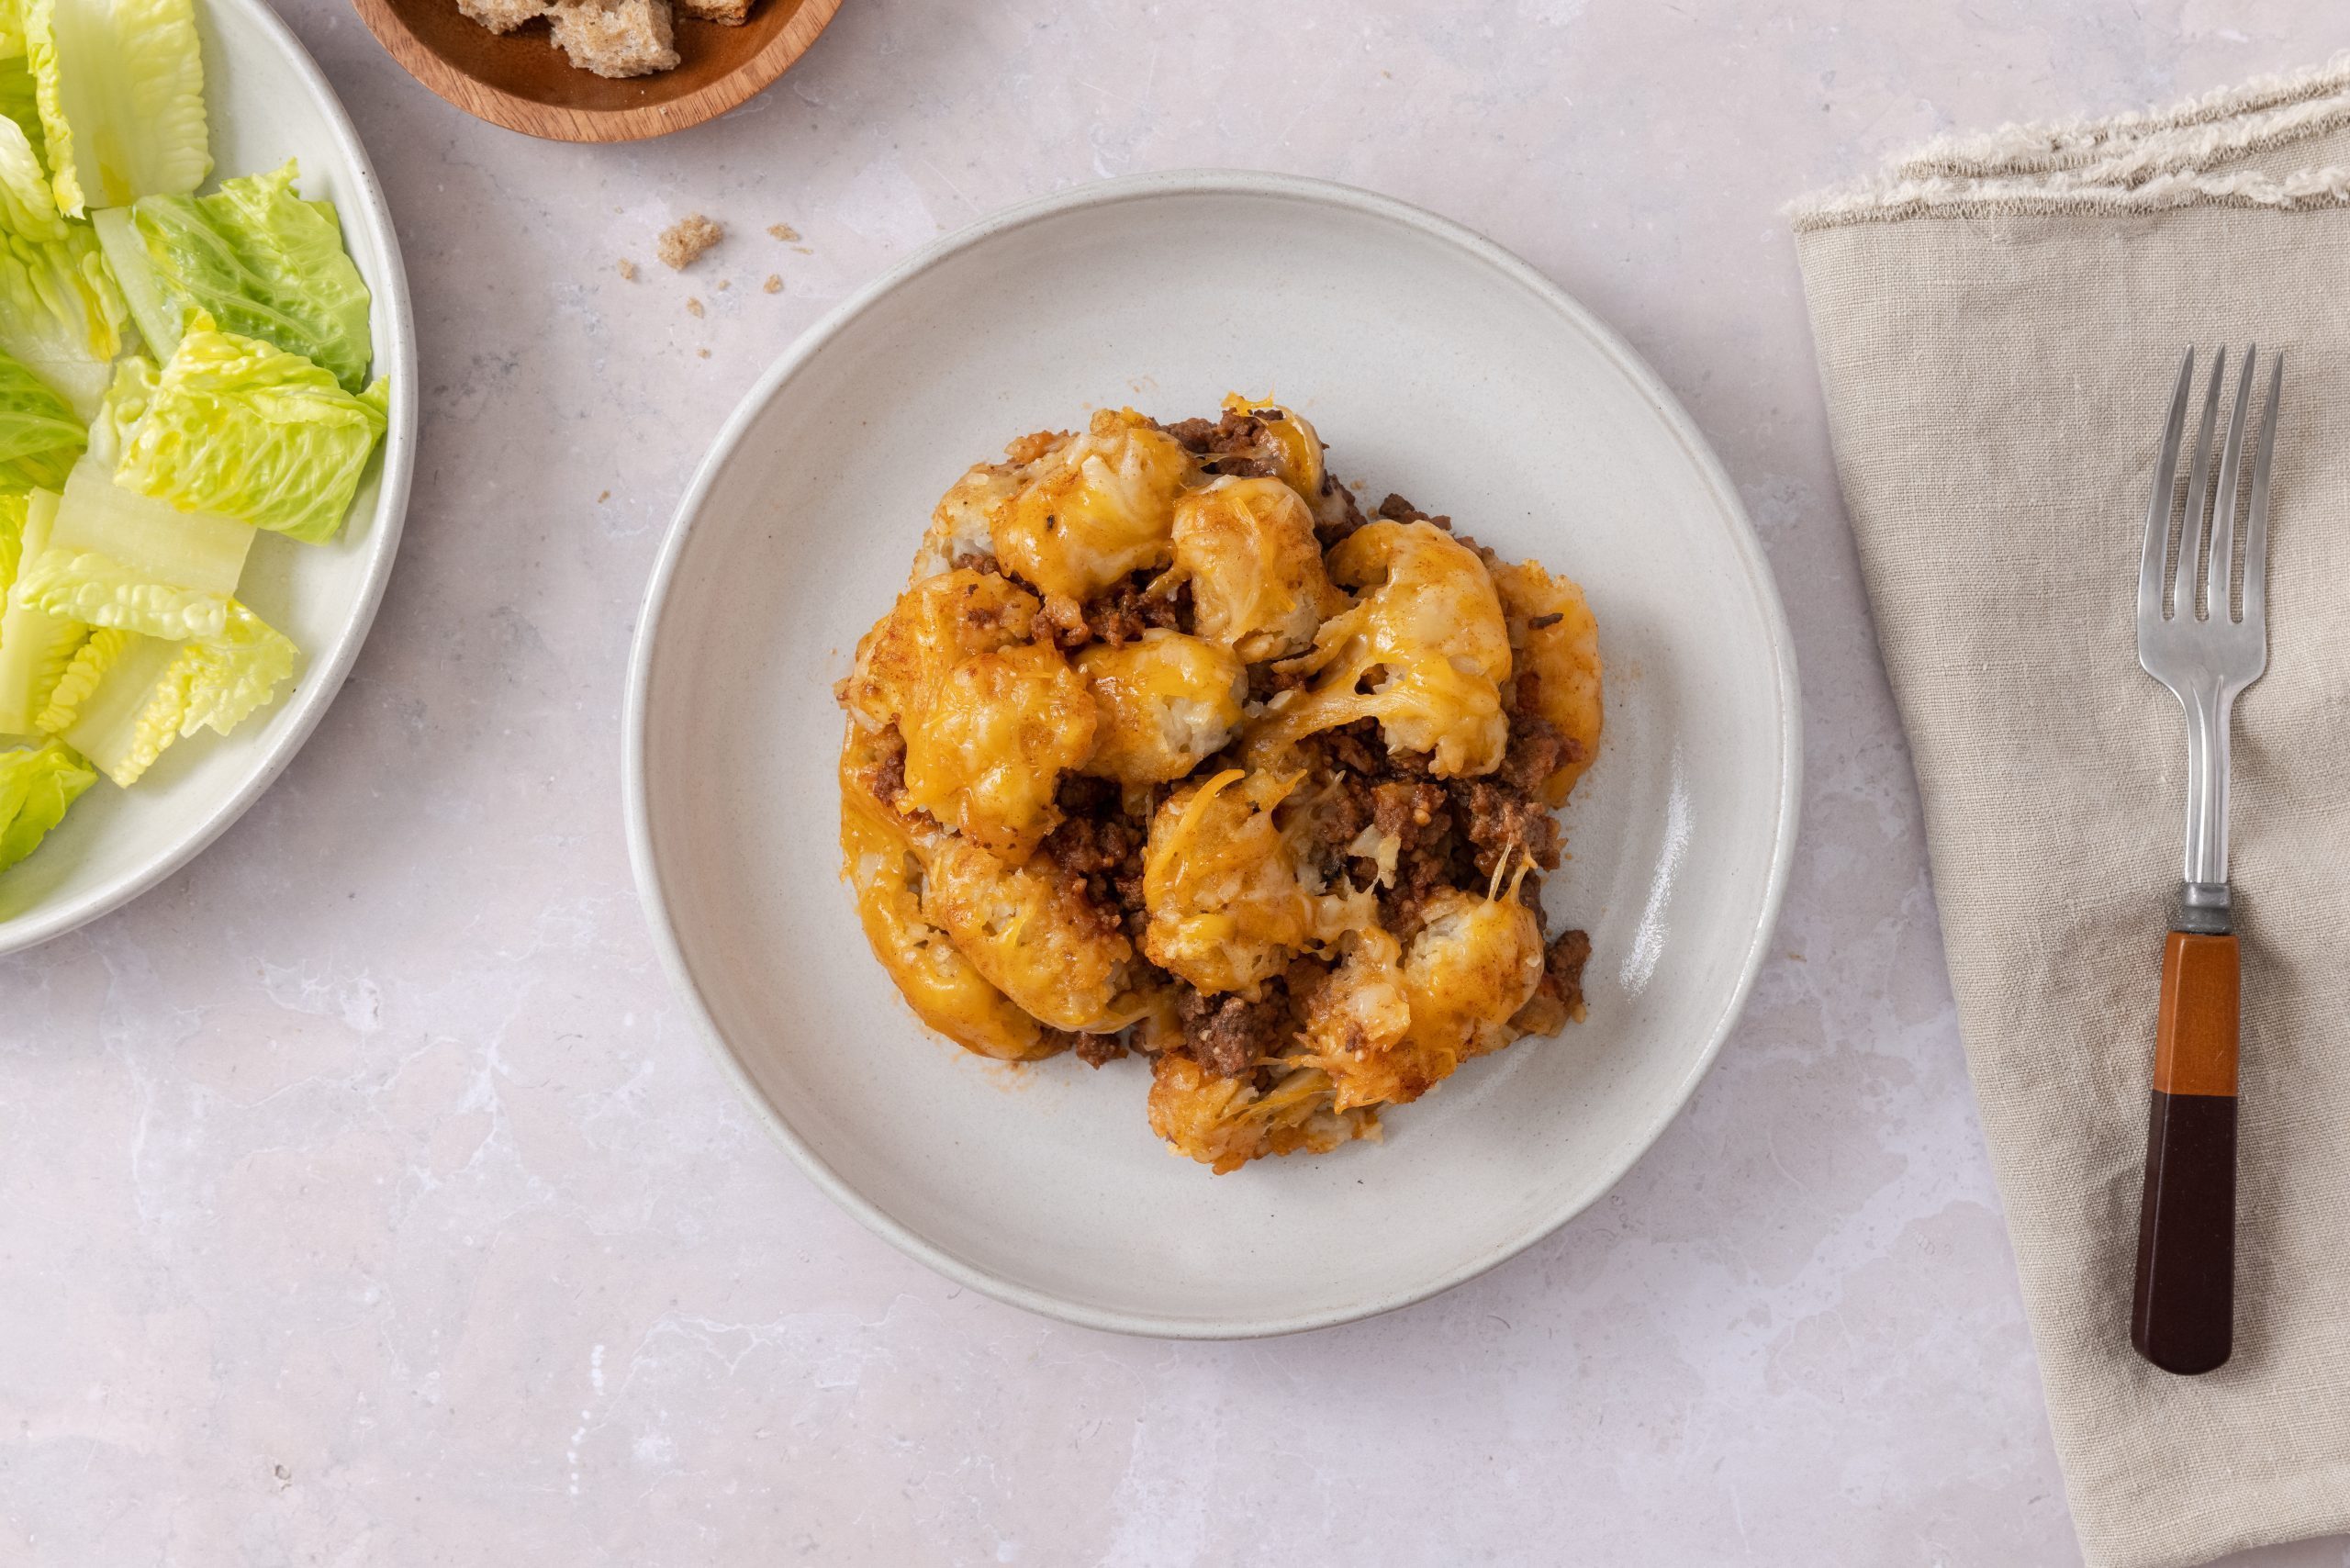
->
628, 173, 1798, 1338
0, 0, 416, 954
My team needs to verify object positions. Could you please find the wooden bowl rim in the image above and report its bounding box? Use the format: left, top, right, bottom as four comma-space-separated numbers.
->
349, 0, 844, 143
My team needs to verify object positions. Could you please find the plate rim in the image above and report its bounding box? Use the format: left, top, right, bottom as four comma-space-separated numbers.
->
623, 168, 1804, 1339
0, 0, 420, 959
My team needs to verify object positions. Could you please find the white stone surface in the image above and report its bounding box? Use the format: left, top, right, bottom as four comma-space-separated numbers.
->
2, 3, 2339, 1563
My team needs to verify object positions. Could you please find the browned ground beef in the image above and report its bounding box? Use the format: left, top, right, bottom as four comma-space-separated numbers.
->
1176, 983, 1294, 1079
1376, 493, 1451, 530
952, 550, 1002, 575
865, 724, 907, 807
1541, 929, 1593, 1019
1037, 777, 1151, 941
1315, 477, 1366, 550
1454, 779, 1561, 878
1248, 662, 1308, 702
1072, 1033, 1129, 1068
1163, 409, 1279, 477
1084, 573, 1189, 644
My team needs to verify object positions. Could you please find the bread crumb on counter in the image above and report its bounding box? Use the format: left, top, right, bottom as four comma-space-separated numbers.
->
697, 348, 711, 358
598, 490, 611, 503
686, 297, 704, 318
762, 274, 782, 294
616, 259, 636, 281
767, 223, 800, 242
658, 214, 723, 270
548, 0, 678, 78
715, 278, 730, 291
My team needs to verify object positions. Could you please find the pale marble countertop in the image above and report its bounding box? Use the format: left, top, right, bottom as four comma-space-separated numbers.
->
5, 3, 2341, 1564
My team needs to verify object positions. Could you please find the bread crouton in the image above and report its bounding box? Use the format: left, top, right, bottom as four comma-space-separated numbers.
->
547, 0, 679, 78
657, 214, 723, 270
677, 0, 753, 20
456, 0, 549, 32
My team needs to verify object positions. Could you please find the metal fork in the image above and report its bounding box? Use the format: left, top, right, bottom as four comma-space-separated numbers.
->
2130, 344, 2282, 1376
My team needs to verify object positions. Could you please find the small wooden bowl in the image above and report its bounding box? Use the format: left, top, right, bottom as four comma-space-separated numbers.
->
352, 0, 843, 142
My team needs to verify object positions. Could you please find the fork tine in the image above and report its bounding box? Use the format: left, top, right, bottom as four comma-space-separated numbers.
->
2242, 351, 2283, 630
2141, 350, 2194, 619
2207, 346, 2256, 624
2177, 346, 2227, 619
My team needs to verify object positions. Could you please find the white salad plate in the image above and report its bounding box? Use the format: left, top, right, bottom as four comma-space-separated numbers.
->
0, 0, 416, 956
627, 172, 1799, 1338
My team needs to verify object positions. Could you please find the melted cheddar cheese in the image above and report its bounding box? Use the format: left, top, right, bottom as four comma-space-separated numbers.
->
1171, 476, 1339, 661
1140, 768, 1373, 996
839, 761, 1057, 1062
843, 568, 1091, 860
919, 832, 1135, 1032
1077, 630, 1246, 784
1245, 519, 1513, 776
1491, 558, 1604, 805
989, 409, 1195, 605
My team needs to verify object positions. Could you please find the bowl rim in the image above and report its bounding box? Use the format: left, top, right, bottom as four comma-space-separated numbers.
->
0, 0, 420, 961
349, 0, 845, 145
622, 168, 1804, 1339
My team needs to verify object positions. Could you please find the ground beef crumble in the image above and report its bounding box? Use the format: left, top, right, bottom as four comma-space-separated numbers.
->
1175, 982, 1296, 1079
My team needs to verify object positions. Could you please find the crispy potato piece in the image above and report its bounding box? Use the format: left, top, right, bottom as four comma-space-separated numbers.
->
920, 834, 1135, 1033
839, 757, 1058, 1062
1244, 520, 1512, 777
1491, 558, 1603, 805
990, 409, 1195, 605
1169, 476, 1340, 661
1077, 629, 1246, 784
1140, 768, 1372, 996
1146, 1052, 1376, 1174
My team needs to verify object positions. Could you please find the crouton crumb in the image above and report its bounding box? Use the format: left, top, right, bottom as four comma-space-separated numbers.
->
686, 297, 704, 318
598, 490, 610, 502
791, 245, 811, 255
767, 223, 800, 242
715, 278, 731, 291
658, 214, 723, 270
616, 259, 636, 281
697, 348, 711, 359
762, 274, 782, 294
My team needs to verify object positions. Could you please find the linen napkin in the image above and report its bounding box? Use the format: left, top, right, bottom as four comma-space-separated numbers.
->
1793, 56, 2350, 1568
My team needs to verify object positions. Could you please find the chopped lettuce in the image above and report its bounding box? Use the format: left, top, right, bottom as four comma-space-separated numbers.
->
0, 485, 83, 732
54, 599, 294, 786
95, 162, 372, 390
11, 442, 250, 638
0, 735, 92, 872
0, 100, 61, 241
0, 220, 124, 416
113, 317, 387, 543
0, 349, 79, 487
15, 546, 227, 638
26, 0, 209, 216
0, 487, 21, 583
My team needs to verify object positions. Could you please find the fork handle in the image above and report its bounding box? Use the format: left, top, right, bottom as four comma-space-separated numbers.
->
2130, 929, 2239, 1374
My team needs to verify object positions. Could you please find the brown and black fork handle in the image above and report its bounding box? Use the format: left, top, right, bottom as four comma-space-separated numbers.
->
2130, 924, 2239, 1375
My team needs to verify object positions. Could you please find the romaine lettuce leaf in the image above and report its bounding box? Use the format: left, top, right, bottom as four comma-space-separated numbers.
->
0, 84, 61, 241
113, 317, 387, 543
0, 485, 83, 732
0, 0, 25, 62
14, 547, 228, 639
0, 220, 124, 416
0, 350, 79, 487
26, 0, 208, 216
0, 487, 22, 585
0, 735, 92, 873
96, 162, 372, 390
54, 599, 294, 785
